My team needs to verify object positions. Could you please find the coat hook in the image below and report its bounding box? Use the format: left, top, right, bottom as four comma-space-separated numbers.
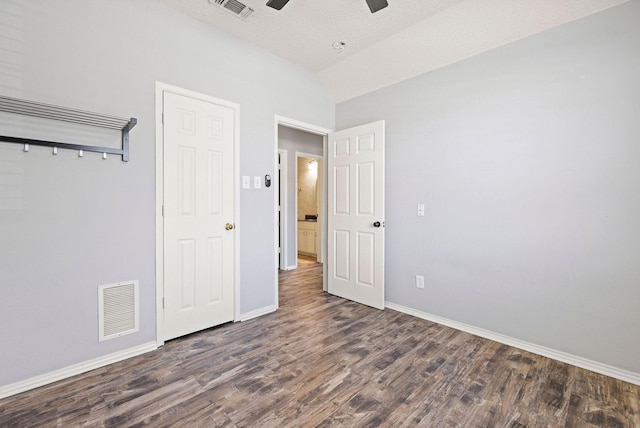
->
24, 143, 29, 152
53, 147, 58, 155
78, 149, 84, 158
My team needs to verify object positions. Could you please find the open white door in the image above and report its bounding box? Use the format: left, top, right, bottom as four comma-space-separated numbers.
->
327, 120, 385, 309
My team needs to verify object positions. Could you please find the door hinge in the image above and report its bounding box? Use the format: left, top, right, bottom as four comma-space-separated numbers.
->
162, 297, 165, 309
162, 205, 164, 216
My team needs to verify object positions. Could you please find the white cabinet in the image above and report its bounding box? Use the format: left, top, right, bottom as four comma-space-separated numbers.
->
298, 221, 318, 256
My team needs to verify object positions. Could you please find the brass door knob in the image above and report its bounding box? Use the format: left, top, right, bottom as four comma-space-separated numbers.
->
225, 223, 234, 230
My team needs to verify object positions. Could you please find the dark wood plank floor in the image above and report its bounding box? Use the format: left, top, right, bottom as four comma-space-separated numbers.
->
1, 257, 639, 427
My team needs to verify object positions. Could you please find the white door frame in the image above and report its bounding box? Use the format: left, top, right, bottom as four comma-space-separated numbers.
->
155, 81, 241, 346
278, 149, 288, 270
274, 116, 332, 306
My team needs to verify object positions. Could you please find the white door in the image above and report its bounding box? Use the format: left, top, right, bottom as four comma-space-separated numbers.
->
162, 91, 235, 341
327, 121, 385, 309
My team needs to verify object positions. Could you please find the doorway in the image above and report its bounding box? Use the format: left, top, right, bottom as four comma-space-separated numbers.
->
326, 121, 386, 309
274, 116, 386, 312
274, 117, 331, 306
277, 125, 326, 271
296, 153, 322, 262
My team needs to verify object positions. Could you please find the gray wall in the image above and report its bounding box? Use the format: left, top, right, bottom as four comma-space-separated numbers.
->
0, 0, 333, 386
337, 2, 640, 373
278, 126, 323, 268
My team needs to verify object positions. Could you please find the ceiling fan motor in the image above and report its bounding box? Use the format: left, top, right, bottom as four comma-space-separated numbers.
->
266, 0, 389, 14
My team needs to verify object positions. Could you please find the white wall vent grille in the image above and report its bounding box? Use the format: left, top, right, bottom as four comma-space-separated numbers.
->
209, 0, 254, 19
98, 281, 139, 341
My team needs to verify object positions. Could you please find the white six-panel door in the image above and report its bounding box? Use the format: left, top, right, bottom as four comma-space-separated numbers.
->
327, 121, 385, 309
162, 91, 235, 340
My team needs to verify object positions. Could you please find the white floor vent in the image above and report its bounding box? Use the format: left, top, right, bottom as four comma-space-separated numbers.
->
98, 281, 139, 342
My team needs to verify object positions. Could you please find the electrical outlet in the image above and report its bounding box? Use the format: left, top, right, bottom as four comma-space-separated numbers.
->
417, 203, 425, 216
416, 275, 425, 289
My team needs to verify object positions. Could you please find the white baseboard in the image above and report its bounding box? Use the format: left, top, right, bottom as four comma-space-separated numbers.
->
0, 342, 158, 400
240, 304, 277, 322
385, 301, 640, 386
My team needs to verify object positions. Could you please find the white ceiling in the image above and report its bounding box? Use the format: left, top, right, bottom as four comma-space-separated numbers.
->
164, 0, 628, 102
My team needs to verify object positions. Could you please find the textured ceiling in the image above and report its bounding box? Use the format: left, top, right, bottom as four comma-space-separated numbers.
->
163, 0, 464, 71
164, 0, 629, 102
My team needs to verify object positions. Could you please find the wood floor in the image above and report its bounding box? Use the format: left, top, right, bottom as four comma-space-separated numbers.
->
1, 257, 639, 427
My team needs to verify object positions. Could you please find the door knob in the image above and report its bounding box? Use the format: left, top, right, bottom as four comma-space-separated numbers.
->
373, 221, 381, 228
225, 223, 234, 230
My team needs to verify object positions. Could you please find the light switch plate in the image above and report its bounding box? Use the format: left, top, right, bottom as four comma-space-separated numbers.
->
242, 176, 250, 189
254, 176, 262, 189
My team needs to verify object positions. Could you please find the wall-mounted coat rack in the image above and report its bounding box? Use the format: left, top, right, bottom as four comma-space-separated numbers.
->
0, 95, 137, 161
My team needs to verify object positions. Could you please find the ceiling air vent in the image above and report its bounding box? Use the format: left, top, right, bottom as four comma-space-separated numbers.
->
209, 0, 254, 19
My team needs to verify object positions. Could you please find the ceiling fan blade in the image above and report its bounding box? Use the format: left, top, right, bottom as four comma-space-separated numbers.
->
365, 0, 388, 13
266, 0, 290, 10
